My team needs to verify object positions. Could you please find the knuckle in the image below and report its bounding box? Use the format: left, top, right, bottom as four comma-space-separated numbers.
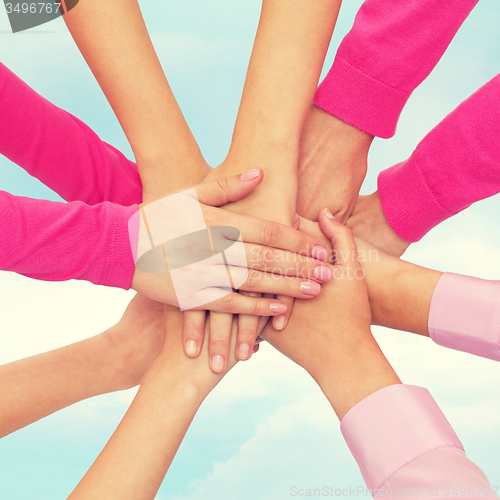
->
210, 338, 229, 352
245, 269, 261, 290
238, 328, 257, 343
220, 293, 238, 313
262, 222, 281, 247
258, 246, 273, 270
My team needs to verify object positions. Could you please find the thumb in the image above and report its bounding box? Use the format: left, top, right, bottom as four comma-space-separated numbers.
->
318, 208, 358, 267
195, 168, 263, 207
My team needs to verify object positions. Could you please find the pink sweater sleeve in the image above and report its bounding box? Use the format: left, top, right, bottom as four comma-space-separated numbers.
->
0, 190, 137, 289
313, 0, 478, 138
341, 384, 496, 499
0, 61, 142, 206
378, 74, 500, 242
428, 273, 500, 362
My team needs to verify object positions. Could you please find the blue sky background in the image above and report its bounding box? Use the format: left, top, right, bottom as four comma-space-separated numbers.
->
1, 0, 500, 498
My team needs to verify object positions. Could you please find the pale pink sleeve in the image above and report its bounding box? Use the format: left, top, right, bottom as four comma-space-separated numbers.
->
378, 74, 500, 243
313, 0, 478, 138
0, 190, 137, 289
428, 273, 500, 362
0, 61, 142, 206
341, 384, 497, 499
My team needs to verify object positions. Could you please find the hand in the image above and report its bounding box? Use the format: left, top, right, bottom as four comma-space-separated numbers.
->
297, 105, 373, 223
195, 156, 305, 373
346, 191, 410, 257
131, 169, 329, 314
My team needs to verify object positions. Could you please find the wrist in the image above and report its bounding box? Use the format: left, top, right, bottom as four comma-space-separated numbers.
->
310, 332, 400, 420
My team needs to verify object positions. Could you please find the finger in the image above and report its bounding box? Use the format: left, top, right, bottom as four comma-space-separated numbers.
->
272, 295, 294, 331
243, 243, 333, 282
212, 216, 328, 262
236, 295, 261, 361
231, 267, 323, 298
182, 310, 206, 358
208, 311, 233, 373
318, 208, 359, 267
206, 292, 288, 316
195, 168, 263, 206
293, 213, 300, 230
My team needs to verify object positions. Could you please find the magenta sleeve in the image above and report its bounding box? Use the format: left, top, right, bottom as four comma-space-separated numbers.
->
428, 273, 500, 362
0, 190, 138, 289
378, 74, 500, 242
313, 0, 478, 138
0, 61, 142, 206
341, 385, 495, 498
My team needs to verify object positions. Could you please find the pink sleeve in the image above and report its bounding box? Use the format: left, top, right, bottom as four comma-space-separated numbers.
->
0, 61, 142, 206
428, 273, 500, 362
313, 0, 478, 138
378, 74, 500, 242
0, 190, 137, 289
341, 385, 496, 499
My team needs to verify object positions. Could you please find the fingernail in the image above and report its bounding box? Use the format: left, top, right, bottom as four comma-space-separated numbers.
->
270, 302, 287, 314
274, 315, 286, 330
294, 213, 299, 224
240, 168, 261, 182
300, 281, 321, 296
211, 354, 225, 373
185, 340, 198, 357
314, 265, 333, 282
237, 343, 251, 360
312, 245, 328, 261
253, 344, 260, 353
324, 208, 335, 219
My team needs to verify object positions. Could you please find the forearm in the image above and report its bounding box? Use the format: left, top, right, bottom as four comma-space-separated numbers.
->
0, 295, 164, 439
227, 0, 341, 170
0, 331, 129, 438
68, 356, 203, 500
63, 0, 206, 197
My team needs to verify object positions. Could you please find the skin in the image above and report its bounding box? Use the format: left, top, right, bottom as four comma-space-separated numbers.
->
347, 191, 412, 258
130, 171, 330, 315
297, 105, 374, 224
198, 0, 343, 372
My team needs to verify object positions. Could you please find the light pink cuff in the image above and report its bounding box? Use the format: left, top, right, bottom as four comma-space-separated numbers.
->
313, 57, 410, 139
340, 384, 463, 491
429, 273, 500, 361
377, 158, 456, 243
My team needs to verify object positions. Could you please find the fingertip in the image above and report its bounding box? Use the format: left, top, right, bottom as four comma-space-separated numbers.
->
240, 168, 263, 182
273, 315, 287, 331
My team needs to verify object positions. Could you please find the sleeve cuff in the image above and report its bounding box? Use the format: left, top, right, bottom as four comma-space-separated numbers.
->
429, 273, 500, 362
84, 203, 139, 290
340, 384, 464, 491
313, 56, 411, 139
377, 158, 457, 242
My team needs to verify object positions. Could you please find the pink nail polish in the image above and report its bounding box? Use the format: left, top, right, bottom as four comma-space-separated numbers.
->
274, 315, 286, 330
270, 302, 287, 314
211, 354, 225, 372
240, 168, 261, 182
324, 208, 335, 219
312, 245, 328, 261
314, 265, 333, 282
294, 213, 299, 224
300, 281, 321, 296
185, 340, 198, 357
238, 343, 251, 360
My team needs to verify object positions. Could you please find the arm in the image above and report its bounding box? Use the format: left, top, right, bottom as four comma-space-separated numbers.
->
0, 294, 164, 439
348, 74, 500, 255
67, 306, 238, 499
262, 212, 496, 498
199, 0, 341, 368
0, 61, 141, 207
63, 0, 209, 200
297, 0, 478, 223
